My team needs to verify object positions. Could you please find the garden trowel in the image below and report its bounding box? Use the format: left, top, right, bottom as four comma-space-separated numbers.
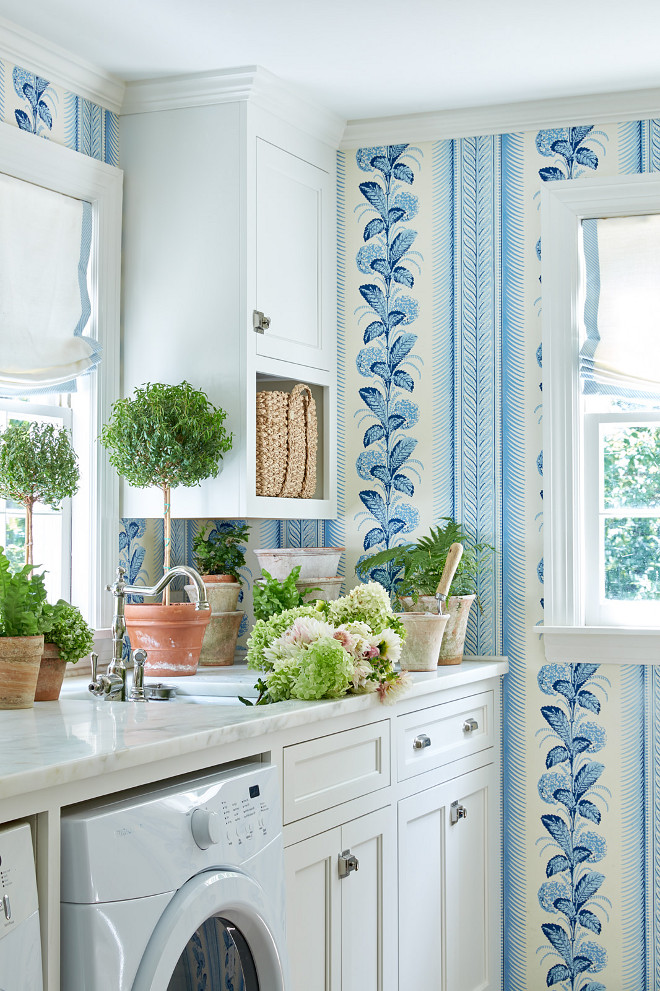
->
435, 542, 464, 615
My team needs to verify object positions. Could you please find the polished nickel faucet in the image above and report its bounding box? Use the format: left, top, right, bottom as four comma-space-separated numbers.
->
89, 565, 210, 702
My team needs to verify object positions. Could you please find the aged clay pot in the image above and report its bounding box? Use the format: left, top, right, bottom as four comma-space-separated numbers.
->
199, 610, 243, 666
0, 635, 44, 709
398, 593, 476, 666
253, 547, 344, 582
125, 603, 211, 677
398, 612, 449, 671
34, 643, 67, 701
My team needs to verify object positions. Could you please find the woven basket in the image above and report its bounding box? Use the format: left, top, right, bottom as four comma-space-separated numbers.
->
256, 383, 317, 498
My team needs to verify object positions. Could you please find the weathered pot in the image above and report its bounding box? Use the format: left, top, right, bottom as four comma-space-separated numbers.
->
295, 576, 344, 603
0, 634, 44, 709
125, 603, 211, 677
253, 547, 344, 582
199, 610, 243, 666
186, 580, 241, 614
398, 593, 476, 665
34, 643, 67, 701
398, 613, 449, 671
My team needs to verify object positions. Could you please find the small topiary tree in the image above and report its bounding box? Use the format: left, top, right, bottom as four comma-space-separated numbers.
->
100, 381, 233, 604
0, 421, 79, 566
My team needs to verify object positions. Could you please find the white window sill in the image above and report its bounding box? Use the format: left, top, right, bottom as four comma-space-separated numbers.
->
540, 626, 660, 665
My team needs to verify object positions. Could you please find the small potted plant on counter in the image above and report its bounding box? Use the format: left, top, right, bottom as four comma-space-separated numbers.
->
35, 600, 95, 701
100, 380, 233, 676
358, 519, 493, 665
0, 420, 79, 566
191, 522, 250, 666
0, 546, 51, 709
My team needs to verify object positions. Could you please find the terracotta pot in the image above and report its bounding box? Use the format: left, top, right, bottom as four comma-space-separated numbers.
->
199, 610, 243, 666
398, 613, 449, 671
35, 643, 68, 701
124, 603, 211, 677
202, 574, 237, 584
0, 635, 44, 709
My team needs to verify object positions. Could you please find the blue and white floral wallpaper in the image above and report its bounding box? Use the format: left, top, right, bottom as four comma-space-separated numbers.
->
0, 56, 119, 165
340, 119, 660, 989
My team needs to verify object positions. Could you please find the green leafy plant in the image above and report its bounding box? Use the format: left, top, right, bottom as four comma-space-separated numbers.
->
0, 421, 79, 566
46, 600, 95, 664
100, 381, 233, 602
0, 545, 51, 637
193, 523, 250, 581
357, 518, 493, 603
252, 566, 318, 622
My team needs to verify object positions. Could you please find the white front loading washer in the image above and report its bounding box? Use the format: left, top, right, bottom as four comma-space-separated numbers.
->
60, 763, 291, 990
0, 823, 43, 991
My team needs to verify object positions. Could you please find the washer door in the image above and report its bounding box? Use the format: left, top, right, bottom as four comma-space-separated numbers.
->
131, 871, 289, 991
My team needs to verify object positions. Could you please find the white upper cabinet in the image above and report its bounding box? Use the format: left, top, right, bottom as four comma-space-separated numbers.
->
119, 69, 342, 520
255, 139, 332, 371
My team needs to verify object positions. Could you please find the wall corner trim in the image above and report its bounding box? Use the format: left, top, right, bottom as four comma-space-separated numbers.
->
121, 65, 346, 148
0, 15, 124, 114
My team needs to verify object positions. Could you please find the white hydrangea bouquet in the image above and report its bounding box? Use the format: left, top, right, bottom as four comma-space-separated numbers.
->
245, 581, 410, 705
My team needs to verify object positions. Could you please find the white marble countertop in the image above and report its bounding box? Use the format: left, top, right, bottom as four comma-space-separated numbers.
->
0, 658, 508, 801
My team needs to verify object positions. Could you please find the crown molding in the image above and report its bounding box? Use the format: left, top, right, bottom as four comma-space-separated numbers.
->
341, 86, 660, 147
121, 65, 345, 148
0, 15, 124, 114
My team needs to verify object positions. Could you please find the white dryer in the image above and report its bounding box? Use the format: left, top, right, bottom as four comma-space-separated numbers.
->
61, 763, 291, 990
0, 823, 43, 991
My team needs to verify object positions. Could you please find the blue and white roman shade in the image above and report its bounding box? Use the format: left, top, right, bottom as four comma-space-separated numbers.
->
0, 172, 100, 395
581, 213, 660, 401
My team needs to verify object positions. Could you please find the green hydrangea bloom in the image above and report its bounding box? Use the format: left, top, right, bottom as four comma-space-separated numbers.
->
291, 637, 354, 700
246, 605, 317, 671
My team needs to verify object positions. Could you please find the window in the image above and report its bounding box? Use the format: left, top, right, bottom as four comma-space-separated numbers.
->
0, 122, 122, 631
541, 172, 660, 663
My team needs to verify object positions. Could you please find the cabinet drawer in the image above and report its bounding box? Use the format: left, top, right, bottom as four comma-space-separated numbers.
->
397, 692, 493, 780
283, 721, 390, 823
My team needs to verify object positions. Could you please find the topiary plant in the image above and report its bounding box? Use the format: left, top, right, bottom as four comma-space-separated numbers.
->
46, 600, 95, 664
0, 421, 79, 566
100, 381, 233, 603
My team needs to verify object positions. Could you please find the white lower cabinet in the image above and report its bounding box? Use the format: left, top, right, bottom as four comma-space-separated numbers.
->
398, 763, 498, 991
285, 806, 396, 991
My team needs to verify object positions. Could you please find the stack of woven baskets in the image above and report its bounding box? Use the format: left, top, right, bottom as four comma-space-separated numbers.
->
255, 383, 317, 498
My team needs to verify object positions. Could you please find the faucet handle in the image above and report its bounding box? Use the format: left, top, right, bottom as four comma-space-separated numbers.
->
129, 648, 149, 702
90, 652, 98, 682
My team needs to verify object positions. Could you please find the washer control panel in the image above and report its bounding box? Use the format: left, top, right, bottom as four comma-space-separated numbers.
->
0, 823, 38, 937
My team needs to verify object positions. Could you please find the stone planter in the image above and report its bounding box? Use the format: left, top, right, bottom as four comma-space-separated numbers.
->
398, 613, 449, 671
35, 643, 67, 701
253, 547, 344, 582
0, 634, 44, 709
186, 580, 241, 614
199, 610, 243, 666
125, 603, 211, 677
295, 576, 343, 603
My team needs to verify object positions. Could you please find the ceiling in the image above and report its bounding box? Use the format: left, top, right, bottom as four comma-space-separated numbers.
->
1, 0, 660, 121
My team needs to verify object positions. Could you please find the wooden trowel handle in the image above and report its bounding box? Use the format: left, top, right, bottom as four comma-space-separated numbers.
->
435, 542, 464, 600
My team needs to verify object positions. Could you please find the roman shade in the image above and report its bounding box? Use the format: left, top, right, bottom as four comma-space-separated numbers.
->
580, 213, 660, 401
0, 172, 100, 395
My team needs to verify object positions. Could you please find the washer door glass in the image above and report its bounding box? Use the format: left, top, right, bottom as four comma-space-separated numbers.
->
167, 917, 258, 991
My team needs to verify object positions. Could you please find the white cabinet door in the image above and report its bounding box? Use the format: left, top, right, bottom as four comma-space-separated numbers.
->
255, 138, 332, 370
285, 826, 342, 991
398, 764, 498, 991
285, 808, 396, 991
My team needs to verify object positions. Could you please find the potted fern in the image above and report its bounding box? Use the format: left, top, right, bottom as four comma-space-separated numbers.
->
191, 522, 250, 666
100, 381, 233, 675
0, 421, 79, 567
358, 519, 493, 664
0, 546, 51, 708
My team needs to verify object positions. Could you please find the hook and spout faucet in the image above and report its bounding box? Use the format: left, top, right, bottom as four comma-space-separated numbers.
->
89, 565, 210, 702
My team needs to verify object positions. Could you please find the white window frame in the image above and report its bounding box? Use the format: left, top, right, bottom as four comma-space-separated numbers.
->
541, 171, 660, 664
0, 121, 122, 632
